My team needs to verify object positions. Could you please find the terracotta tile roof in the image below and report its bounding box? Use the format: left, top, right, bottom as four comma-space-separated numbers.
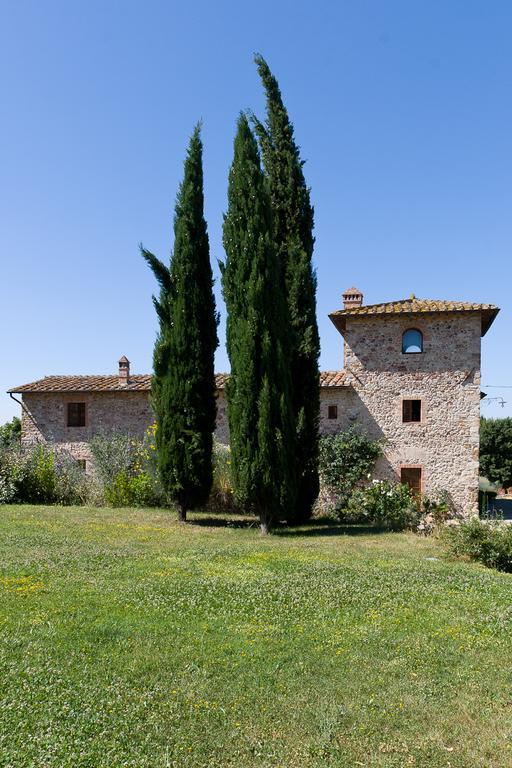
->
215, 373, 230, 390
8, 370, 349, 394
319, 370, 347, 387
7, 375, 153, 393
329, 297, 499, 336
214, 372, 348, 389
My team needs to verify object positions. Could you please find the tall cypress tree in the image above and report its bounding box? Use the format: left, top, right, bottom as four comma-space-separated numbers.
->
222, 114, 296, 533
141, 124, 218, 522
253, 55, 320, 521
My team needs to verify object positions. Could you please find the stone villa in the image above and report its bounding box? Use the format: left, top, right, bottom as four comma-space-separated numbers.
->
8, 289, 499, 516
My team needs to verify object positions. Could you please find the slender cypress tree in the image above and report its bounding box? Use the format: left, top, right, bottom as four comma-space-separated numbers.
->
222, 114, 296, 533
141, 124, 218, 522
252, 55, 320, 522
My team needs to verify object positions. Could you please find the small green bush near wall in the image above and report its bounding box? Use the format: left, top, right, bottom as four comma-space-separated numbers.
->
0, 431, 235, 512
344, 480, 420, 531
90, 429, 163, 508
0, 444, 88, 505
443, 517, 512, 573
104, 471, 162, 507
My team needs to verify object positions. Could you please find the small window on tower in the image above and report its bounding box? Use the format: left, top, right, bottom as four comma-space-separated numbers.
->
402, 329, 423, 354
402, 399, 422, 423
67, 402, 86, 428
328, 405, 338, 420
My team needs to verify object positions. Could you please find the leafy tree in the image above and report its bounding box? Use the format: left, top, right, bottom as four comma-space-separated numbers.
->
319, 428, 382, 513
253, 54, 320, 522
480, 417, 512, 489
221, 114, 296, 533
142, 124, 218, 521
0, 416, 21, 448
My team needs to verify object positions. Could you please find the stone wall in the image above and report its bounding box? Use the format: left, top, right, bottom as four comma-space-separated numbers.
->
21, 390, 231, 466
208, 388, 355, 445
19, 310, 482, 515
21, 392, 155, 465
214, 392, 229, 445
340, 312, 482, 516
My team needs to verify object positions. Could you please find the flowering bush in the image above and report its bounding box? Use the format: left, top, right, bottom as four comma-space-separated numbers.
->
345, 480, 420, 531
0, 475, 16, 504
416, 490, 452, 534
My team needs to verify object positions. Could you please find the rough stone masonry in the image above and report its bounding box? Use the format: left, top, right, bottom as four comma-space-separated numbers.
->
8, 289, 499, 517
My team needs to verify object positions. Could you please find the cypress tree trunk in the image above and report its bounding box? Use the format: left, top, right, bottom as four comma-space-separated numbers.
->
142, 124, 218, 520
177, 502, 187, 523
253, 55, 321, 522
222, 114, 296, 533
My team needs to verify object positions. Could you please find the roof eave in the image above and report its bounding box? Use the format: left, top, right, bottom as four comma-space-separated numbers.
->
330, 306, 500, 338
481, 307, 500, 337
328, 312, 346, 336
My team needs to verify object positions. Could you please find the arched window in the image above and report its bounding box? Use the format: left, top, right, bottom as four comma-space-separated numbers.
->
402, 329, 423, 354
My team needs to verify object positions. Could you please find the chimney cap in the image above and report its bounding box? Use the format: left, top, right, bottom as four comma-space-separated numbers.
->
342, 287, 364, 309
118, 355, 130, 364
342, 286, 363, 298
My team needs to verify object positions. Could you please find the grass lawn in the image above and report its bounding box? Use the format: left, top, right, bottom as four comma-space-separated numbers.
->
1, 506, 512, 767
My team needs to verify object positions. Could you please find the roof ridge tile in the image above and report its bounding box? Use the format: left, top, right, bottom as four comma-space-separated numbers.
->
8, 370, 350, 393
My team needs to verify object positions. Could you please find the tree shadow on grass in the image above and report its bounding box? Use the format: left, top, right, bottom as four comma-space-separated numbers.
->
187, 515, 259, 530
273, 523, 389, 537
187, 513, 388, 536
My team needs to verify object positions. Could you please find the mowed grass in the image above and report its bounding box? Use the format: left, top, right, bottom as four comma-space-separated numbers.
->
1, 507, 512, 768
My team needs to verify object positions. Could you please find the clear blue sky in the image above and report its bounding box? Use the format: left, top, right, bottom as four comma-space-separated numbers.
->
1, 0, 511, 424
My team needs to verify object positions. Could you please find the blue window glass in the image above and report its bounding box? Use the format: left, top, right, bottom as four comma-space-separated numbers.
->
402, 329, 423, 354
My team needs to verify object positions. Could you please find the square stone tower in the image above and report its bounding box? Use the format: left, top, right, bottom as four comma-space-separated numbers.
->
328, 291, 499, 516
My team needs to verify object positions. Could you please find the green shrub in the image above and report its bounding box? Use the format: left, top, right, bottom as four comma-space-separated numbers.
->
345, 480, 419, 531
0, 475, 16, 504
318, 428, 382, 515
89, 433, 139, 487
0, 417, 21, 448
0, 444, 88, 505
417, 490, 452, 533
90, 430, 162, 508
104, 471, 161, 508
205, 442, 238, 513
443, 517, 512, 573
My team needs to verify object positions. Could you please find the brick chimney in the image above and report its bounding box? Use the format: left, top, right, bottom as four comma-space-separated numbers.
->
342, 287, 363, 310
118, 356, 130, 386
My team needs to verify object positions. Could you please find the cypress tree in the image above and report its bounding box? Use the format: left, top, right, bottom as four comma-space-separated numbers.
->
222, 114, 296, 533
141, 124, 218, 522
253, 55, 320, 522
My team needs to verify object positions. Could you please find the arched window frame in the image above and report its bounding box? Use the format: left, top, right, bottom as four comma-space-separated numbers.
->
402, 328, 424, 355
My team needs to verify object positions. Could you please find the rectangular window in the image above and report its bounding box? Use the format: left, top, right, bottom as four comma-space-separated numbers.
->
401, 467, 422, 494
402, 399, 421, 423
67, 402, 86, 427
328, 404, 338, 420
